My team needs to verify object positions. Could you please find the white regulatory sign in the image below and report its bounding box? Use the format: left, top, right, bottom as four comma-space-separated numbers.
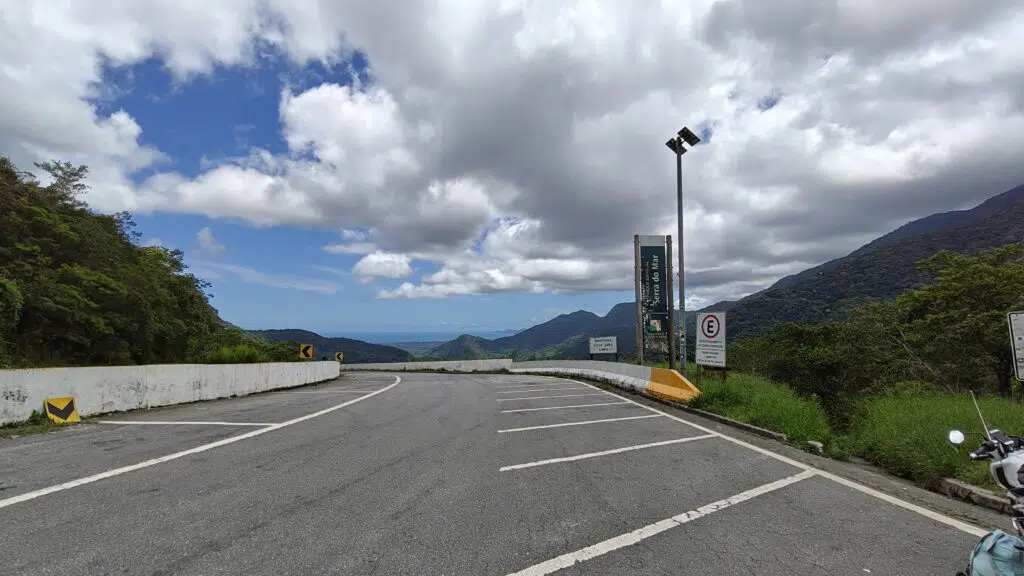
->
1009, 312, 1024, 382
695, 312, 726, 368
589, 336, 618, 355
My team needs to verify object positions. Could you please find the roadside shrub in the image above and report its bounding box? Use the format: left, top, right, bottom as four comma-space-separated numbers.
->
843, 393, 1024, 490
688, 372, 832, 447
200, 343, 270, 364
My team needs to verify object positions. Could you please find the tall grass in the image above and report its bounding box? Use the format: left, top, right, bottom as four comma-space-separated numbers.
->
843, 394, 1024, 490
688, 372, 833, 447
683, 369, 1024, 492
200, 343, 271, 364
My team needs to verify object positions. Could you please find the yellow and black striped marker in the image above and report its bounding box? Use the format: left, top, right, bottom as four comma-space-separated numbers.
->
43, 396, 80, 424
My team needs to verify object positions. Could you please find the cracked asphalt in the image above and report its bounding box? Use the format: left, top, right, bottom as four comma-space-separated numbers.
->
0, 372, 997, 575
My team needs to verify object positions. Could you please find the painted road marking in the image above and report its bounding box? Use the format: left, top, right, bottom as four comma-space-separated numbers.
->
497, 387, 592, 394
0, 376, 401, 511
286, 389, 384, 394
496, 393, 609, 402
560, 378, 988, 538
495, 383, 572, 389
504, 470, 816, 575
97, 421, 274, 427
499, 434, 716, 472
500, 401, 631, 413
497, 414, 662, 433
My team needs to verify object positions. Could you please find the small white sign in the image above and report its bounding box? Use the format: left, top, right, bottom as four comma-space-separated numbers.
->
696, 312, 726, 368
1009, 312, 1024, 382
589, 336, 618, 355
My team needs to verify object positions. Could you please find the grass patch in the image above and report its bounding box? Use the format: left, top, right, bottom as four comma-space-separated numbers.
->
687, 371, 832, 448
0, 409, 66, 439
842, 393, 1024, 491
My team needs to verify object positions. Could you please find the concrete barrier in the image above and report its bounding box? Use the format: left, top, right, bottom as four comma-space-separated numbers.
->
0, 361, 340, 425
338, 359, 512, 372
335, 358, 700, 403
509, 360, 652, 394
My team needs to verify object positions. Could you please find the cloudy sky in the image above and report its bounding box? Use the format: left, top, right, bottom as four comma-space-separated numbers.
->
2, 0, 1022, 337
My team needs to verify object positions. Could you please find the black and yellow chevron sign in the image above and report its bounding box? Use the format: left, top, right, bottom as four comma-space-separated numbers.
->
43, 396, 80, 424
334, 352, 344, 362
299, 344, 314, 359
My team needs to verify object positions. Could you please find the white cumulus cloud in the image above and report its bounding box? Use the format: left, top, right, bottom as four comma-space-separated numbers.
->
1, 0, 1023, 308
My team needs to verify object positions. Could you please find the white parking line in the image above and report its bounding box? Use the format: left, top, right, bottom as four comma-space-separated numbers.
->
500, 401, 631, 413
559, 378, 988, 538
499, 434, 716, 471
0, 375, 402, 511
287, 389, 383, 394
97, 421, 273, 426
504, 470, 817, 575
496, 393, 609, 401
497, 414, 662, 433
495, 383, 569, 389
497, 387, 591, 394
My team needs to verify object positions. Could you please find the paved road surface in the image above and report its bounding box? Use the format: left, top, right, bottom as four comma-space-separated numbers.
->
0, 372, 1002, 574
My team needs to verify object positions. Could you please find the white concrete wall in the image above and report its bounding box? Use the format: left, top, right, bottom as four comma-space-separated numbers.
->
510, 360, 652, 394
0, 361, 340, 425
338, 359, 512, 372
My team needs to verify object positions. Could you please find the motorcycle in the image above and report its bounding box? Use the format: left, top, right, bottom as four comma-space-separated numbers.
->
948, 391, 1024, 575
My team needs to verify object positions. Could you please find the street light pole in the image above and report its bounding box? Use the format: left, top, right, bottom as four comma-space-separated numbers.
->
665, 126, 701, 378
674, 139, 686, 378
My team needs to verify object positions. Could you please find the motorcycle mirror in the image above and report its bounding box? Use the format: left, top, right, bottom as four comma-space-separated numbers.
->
948, 430, 966, 446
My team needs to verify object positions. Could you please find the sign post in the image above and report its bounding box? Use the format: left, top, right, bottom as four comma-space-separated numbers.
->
695, 312, 726, 374
1009, 312, 1024, 382
634, 235, 675, 366
589, 336, 618, 362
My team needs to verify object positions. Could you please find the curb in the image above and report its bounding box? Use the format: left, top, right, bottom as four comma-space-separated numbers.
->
530, 372, 791, 443
669, 402, 790, 443
938, 478, 1012, 515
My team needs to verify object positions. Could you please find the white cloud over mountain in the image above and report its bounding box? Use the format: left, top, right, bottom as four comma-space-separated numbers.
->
2, 0, 1022, 306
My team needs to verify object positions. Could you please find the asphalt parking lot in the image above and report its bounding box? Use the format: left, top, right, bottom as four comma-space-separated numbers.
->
0, 372, 994, 575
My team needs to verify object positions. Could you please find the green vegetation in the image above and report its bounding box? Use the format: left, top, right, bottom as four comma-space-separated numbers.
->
0, 409, 59, 439
249, 329, 412, 363
707, 244, 1024, 492
689, 371, 833, 447
843, 394, 1024, 490
0, 156, 301, 367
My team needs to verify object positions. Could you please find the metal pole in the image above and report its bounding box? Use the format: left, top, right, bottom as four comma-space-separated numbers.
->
633, 234, 644, 365
675, 141, 687, 377
666, 234, 676, 370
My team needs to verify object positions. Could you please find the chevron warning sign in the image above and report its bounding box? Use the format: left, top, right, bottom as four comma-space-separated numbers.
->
299, 344, 314, 359
43, 396, 80, 424
334, 352, 344, 362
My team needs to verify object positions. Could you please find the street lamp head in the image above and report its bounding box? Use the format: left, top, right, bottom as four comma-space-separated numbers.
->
678, 126, 701, 147
664, 138, 685, 155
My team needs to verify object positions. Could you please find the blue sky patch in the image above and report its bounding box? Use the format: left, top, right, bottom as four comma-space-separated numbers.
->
100, 50, 632, 336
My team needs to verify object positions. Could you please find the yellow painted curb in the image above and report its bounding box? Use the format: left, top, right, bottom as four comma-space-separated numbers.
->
647, 368, 701, 402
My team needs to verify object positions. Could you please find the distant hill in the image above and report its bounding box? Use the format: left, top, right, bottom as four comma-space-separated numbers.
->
248, 329, 413, 363
422, 182, 1024, 359
767, 184, 1024, 291
720, 200, 1024, 340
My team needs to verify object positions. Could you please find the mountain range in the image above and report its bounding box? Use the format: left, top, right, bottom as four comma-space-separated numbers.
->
245, 183, 1023, 363
247, 329, 413, 363
421, 183, 1024, 360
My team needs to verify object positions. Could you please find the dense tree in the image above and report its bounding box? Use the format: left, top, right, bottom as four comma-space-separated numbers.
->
728, 243, 1024, 424
0, 156, 297, 367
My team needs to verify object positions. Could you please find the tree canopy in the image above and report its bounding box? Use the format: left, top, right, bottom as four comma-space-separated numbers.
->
0, 156, 297, 367
728, 243, 1024, 423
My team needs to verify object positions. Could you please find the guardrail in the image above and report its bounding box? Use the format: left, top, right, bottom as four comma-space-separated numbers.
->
338, 359, 700, 403
0, 361, 340, 425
